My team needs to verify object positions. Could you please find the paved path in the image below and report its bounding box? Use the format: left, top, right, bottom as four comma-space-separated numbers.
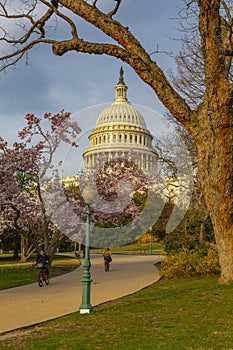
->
0, 254, 162, 334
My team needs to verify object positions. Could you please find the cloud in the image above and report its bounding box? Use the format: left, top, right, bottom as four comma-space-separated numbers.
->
0, 0, 181, 145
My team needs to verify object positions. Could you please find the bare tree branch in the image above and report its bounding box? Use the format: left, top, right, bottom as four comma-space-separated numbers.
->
0, 0, 193, 128
0, 37, 54, 72
108, 0, 122, 17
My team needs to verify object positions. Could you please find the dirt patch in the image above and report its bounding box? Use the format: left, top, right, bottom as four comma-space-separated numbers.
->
0, 328, 34, 342
0, 320, 76, 345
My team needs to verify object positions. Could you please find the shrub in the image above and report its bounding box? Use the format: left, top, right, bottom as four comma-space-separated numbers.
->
164, 231, 200, 254
136, 233, 158, 244
160, 246, 220, 279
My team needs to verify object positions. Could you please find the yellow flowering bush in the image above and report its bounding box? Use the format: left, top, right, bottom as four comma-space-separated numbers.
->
137, 233, 158, 244
160, 247, 220, 279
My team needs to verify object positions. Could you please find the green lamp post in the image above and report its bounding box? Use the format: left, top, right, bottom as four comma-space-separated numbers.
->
79, 186, 95, 314
149, 227, 153, 255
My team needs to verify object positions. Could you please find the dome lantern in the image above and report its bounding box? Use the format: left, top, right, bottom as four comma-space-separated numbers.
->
114, 67, 128, 102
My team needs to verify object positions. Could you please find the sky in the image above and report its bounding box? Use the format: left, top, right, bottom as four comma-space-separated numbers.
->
0, 0, 183, 176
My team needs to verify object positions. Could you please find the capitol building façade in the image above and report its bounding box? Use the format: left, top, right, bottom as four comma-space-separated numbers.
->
82, 68, 157, 172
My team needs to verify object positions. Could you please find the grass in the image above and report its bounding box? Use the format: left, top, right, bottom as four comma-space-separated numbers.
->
91, 241, 165, 255
0, 255, 80, 289
1, 276, 233, 350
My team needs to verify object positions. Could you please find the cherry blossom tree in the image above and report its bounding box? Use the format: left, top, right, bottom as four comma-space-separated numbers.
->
0, 111, 81, 261
0, 139, 42, 259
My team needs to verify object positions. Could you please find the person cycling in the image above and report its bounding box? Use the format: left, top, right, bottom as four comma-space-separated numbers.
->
103, 247, 112, 271
35, 249, 49, 276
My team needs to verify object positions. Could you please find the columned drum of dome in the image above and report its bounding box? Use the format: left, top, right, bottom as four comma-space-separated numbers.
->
83, 68, 157, 172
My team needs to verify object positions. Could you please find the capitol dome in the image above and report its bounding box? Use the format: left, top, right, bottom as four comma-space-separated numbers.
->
95, 69, 147, 129
83, 68, 157, 172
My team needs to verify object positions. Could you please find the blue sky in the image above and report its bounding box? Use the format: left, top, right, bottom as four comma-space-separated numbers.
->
0, 0, 182, 175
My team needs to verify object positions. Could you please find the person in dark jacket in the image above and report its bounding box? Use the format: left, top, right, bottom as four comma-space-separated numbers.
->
35, 249, 49, 275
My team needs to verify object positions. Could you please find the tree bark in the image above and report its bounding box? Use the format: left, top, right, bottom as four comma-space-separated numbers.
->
194, 99, 233, 282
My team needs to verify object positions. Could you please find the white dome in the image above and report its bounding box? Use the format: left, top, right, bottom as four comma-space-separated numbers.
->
95, 67, 147, 129
82, 68, 157, 173
95, 101, 147, 128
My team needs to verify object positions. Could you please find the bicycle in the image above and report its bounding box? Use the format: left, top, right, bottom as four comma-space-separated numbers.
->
104, 258, 110, 272
35, 263, 50, 287
104, 256, 112, 272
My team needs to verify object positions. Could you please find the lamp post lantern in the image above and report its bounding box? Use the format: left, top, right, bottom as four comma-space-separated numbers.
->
79, 186, 95, 314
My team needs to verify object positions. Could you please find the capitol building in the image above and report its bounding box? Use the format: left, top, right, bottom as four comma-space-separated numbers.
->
82, 68, 157, 172
62, 70, 189, 247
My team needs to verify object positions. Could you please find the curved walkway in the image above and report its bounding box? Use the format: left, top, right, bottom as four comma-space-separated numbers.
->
0, 254, 162, 334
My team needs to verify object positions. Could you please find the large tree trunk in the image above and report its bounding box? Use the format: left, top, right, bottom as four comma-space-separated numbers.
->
195, 105, 233, 283
191, 1, 233, 283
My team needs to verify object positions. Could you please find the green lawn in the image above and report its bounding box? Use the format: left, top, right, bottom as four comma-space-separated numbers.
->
91, 241, 165, 255
0, 255, 80, 289
1, 276, 233, 350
